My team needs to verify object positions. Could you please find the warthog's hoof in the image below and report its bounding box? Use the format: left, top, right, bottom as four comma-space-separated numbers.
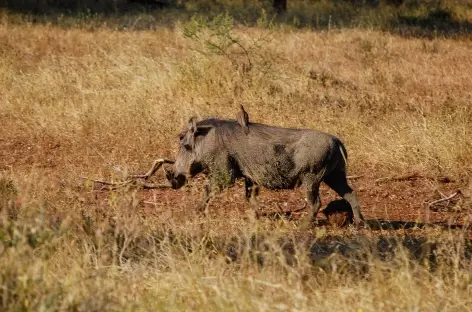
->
322, 199, 353, 228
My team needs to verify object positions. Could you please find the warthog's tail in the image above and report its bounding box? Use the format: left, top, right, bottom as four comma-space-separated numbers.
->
334, 137, 348, 169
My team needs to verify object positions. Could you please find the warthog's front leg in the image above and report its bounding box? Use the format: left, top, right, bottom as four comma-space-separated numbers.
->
244, 178, 260, 218
197, 159, 236, 216
197, 179, 229, 216
197, 183, 213, 216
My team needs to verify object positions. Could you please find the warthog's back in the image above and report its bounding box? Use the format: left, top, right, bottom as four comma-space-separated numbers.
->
202, 119, 343, 189
182, 117, 361, 226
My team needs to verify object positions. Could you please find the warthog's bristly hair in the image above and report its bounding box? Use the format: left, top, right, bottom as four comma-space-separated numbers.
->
169, 113, 363, 227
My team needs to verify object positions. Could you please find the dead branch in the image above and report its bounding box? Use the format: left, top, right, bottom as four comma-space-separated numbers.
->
375, 172, 427, 184
127, 158, 175, 180
81, 158, 175, 190
80, 176, 132, 189
81, 176, 173, 190
139, 182, 173, 189
427, 190, 461, 208
347, 175, 363, 180
285, 203, 308, 214
374, 172, 456, 184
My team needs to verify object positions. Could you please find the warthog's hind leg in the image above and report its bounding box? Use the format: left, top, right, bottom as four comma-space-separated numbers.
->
324, 170, 363, 226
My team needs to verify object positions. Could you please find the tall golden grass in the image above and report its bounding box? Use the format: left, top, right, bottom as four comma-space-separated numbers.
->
1, 12, 472, 311
1, 22, 471, 177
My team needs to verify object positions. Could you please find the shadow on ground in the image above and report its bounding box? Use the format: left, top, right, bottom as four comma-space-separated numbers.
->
261, 209, 470, 231
391, 7, 472, 38
1, 1, 471, 38
364, 218, 470, 230
223, 231, 472, 272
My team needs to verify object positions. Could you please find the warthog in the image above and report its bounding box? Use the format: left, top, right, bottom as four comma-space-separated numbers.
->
168, 111, 362, 226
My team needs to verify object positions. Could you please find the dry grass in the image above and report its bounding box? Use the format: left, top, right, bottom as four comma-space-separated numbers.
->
1, 23, 472, 177
1, 15, 472, 311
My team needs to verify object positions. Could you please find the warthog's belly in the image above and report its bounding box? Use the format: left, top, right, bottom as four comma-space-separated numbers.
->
261, 178, 302, 190
254, 158, 301, 190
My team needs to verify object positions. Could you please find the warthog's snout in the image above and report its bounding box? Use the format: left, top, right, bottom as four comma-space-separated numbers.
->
164, 167, 187, 189
171, 173, 187, 189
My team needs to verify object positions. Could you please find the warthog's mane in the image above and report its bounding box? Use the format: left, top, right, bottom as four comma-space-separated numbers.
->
196, 118, 307, 143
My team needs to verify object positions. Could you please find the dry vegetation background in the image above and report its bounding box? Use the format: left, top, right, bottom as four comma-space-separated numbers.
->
1, 1, 472, 310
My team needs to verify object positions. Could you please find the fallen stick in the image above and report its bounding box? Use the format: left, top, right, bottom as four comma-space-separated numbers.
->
375, 173, 426, 184
376, 173, 455, 184
80, 176, 132, 189
81, 176, 173, 190
81, 158, 175, 190
427, 191, 461, 208
347, 175, 363, 180
127, 158, 175, 180
139, 182, 173, 189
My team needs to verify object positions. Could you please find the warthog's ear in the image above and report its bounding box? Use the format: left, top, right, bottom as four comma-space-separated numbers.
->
186, 116, 212, 137
182, 117, 212, 149
188, 117, 198, 133
195, 125, 212, 137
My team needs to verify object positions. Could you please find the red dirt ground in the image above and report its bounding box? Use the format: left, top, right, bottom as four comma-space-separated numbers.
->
127, 173, 471, 228
1, 130, 470, 230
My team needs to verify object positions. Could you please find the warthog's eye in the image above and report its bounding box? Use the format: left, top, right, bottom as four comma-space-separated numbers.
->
183, 144, 191, 150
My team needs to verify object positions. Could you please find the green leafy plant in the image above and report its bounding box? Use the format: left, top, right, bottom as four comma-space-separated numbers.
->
182, 10, 277, 78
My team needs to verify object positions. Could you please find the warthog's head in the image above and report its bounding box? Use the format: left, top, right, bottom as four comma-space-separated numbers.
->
168, 117, 213, 189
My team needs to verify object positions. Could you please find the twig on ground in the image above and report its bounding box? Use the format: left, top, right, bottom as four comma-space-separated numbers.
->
81, 158, 175, 190
289, 203, 308, 214
80, 176, 132, 189
375, 173, 427, 184
81, 176, 173, 190
347, 175, 363, 180
127, 158, 175, 180
427, 190, 461, 208
375, 173, 454, 184
140, 182, 173, 189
